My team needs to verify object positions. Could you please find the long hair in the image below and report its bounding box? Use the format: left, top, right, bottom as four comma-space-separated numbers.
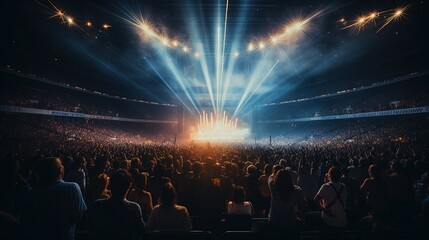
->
274, 169, 295, 202
159, 182, 177, 207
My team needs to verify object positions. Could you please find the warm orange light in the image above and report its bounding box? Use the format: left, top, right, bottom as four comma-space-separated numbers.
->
192, 111, 249, 142
395, 9, 403, 17
67, 17, 74, 25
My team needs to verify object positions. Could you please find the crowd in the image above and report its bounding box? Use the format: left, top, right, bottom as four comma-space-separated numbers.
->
1, 70, 429, 239
1, 113, 429, 239
0, 72, 178, 120
2, 70, 429, 125
262, 115, 428, 145
259, 75, 429, 120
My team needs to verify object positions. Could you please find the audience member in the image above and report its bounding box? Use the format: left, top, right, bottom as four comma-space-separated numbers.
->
88, 169, 145, 240
147, 182, 192, 231
227, 186, 254, 215
128, 172, 153, 221
312, 166, 348, 229
268, 169, 307, 230
21, 157, 87, 240
89, 173, 110, 201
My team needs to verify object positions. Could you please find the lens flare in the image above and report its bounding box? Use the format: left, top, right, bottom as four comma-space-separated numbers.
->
247, 43, 254, 52
162, 38, 169, 46
341, 15, 370, 33
271, 36, 277, 43
341, 6, 409, 33
249, 11, 321, 49
67, 16, 74, 25
395, 9, 403, 17
377, 6, 408, 33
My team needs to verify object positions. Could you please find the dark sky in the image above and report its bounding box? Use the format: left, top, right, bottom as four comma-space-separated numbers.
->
1, 0, 428, 104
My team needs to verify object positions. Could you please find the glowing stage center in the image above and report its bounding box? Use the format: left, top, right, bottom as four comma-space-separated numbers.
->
191, 111, 250, 142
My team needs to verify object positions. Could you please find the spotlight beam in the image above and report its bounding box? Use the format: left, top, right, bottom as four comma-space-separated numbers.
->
183, 2, 217, 114
197, 42, 217, 113
221, 1, 250, 111
216, 25, 221, 115
156, 49, 201, 115
144, 58, 197, 117
219, 0, 230, 113
234, 59, 280, 117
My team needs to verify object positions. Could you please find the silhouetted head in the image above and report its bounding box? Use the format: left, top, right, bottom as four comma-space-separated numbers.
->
192, 162, 202, 176
232, 186, 246, 204
134, 172, 148, 190
328, 166, 341, 182
368, 164, 381, 179
246, 165, 257, 175
37, 157, 63, 183
264, 164, 273, 175
274, 169, 294, 202
272, 165, 283, 174
110, 169, 132, 199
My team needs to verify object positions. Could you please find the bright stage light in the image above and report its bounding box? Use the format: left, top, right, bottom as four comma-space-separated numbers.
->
247, 43, 254, 51
394, 9, 403, 17
86, 21, 92, 27
121, 3, 326, 139
291, 22, 304, 31
103, 24, 111, 29
271, 36, 277, 43
376, 6, 407, 33
162, 38, 169, 46
340, 6, 409, 33
67, 16, 74, 25
191, 111, 250, 142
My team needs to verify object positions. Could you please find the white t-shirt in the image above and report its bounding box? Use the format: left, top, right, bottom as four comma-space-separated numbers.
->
316, 182, 347, 227
227, 201, 253, 215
